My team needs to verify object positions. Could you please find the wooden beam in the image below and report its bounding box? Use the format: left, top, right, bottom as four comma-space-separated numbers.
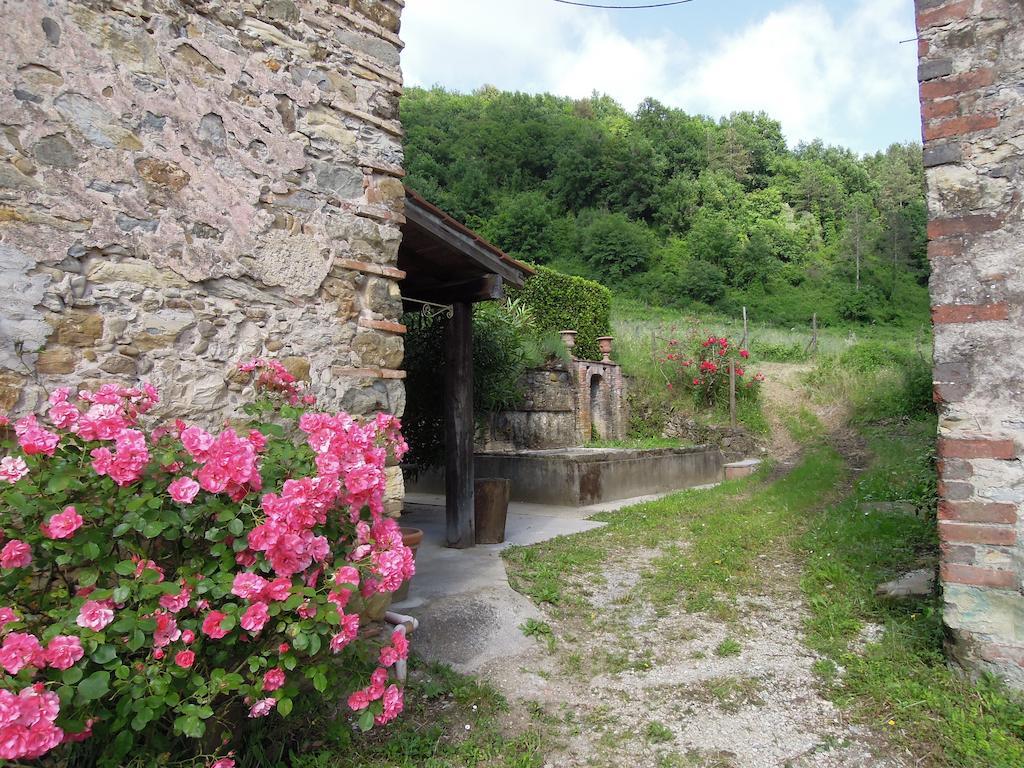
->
445, 301, 475, 548
406, 274, 504, 305
404, 203, 528, 286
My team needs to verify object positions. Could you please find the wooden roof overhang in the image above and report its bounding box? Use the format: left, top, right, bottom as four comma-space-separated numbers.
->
397, 189, 534, 549
398, 187, 534, 306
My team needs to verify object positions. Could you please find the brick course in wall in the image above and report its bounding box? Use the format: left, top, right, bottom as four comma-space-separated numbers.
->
916, 0, 1024, 688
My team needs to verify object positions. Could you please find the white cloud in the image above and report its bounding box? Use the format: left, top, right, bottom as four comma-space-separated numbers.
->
669, 0, 917, 149
399, 0, 918, 151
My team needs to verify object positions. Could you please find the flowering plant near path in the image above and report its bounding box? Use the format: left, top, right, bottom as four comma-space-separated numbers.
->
657, 327, 765, 407
0, 360, 412, 765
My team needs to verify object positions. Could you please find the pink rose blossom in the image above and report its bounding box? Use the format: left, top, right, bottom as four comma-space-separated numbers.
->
211, 759, 236, 768
0, 633, 45, 674
201, 610, 230, 639
240, 602, 269, 634
152, 612, 181, 648
248, 698, 276, 718
174, 650, 195, 669
90, 428, 149, 486
180, 426, 214, 460
262, 668, 285, 692
347, 689, 370, 711
0, 540, 31, 569
153, 649, 164, 660
181, 630, 195, 644
43, 635, 84, 670
158, 584, 191, 614
168, 476, 200, 504
375, 684, 404, 725
231, 572, 269, 601
264, 577, 292, 602
47, 400, 80, 429
41, 506, 84, 540
76, 600, 115, 632
14, 415, 59, 457
0, 686, 64, 760
329, 613, 360, 655
0, 607, 17, 632
0, 456, 28, 484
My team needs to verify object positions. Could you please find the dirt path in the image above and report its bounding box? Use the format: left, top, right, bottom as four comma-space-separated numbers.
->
475, 363, 907, 768
483, 548, 908, 768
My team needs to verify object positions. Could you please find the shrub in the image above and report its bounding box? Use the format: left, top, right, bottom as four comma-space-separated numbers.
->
750, 340, 807, 363
0, 361, 413, 765
679, 260, 727, 305
579, 211, 657, 281
656, 328, 764, 409
515, 265, 611, 360
837, 340, 914, 373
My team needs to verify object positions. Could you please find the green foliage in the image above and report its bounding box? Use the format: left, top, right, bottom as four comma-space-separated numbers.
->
514, 266, 611, 360
678, 260, 728, 305
807, 339, 935, 423
403, 86, 930, 327
750, 340, 807, 362
579, 210, 657, 281
714, 638, 742, 657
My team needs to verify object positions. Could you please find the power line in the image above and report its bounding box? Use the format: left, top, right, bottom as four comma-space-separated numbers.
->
553, 0, 693, 8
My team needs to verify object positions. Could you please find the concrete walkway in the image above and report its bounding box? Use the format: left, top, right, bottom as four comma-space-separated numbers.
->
391, 491, 684, 672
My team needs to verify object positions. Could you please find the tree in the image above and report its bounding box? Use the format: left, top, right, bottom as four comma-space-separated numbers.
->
843, 192, 879, 291
579, 211, 657, 281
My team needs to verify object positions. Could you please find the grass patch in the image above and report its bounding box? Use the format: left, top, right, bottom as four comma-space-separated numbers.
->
520, 618, 556, 652
233, 659, 546, 768
587, 437, 686, 449
644, 720, 675, 744
505, 446, 844, 624
799, 418, 1024, 767
714, 638, 742, 657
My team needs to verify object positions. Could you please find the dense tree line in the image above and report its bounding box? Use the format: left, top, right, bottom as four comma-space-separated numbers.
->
402, 86, 930, 326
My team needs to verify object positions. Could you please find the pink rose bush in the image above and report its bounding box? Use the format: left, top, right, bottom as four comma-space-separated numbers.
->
656, 326, 764, 408
0, 362, 412, 764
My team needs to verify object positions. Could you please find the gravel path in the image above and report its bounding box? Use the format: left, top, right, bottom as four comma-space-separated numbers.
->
481, 549, 910, 768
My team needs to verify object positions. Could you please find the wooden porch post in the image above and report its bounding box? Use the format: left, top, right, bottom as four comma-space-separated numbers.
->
445, 301, 475, 548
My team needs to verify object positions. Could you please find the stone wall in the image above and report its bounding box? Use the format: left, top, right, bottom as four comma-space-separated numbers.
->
916, 0, 1023, 687
0, 0, 407, 455
481, 356, 627, 451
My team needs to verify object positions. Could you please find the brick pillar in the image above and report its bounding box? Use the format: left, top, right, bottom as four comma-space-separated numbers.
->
916, 0, 1024, 688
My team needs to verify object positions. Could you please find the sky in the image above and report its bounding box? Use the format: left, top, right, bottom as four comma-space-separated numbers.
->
400, 0, 922, 154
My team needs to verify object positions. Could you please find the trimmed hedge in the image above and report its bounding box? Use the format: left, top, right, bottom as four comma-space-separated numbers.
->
515, 266, 611, 360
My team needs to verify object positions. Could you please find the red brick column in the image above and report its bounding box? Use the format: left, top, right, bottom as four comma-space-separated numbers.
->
916, 0, 1023, 688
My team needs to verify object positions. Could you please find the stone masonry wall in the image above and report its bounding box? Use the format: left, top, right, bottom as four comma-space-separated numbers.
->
916, 0, 1023, 687
0, 0, 407, 451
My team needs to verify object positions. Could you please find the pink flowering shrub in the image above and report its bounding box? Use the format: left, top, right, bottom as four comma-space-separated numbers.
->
656, 327, 765, 407
0, 360, 412, 764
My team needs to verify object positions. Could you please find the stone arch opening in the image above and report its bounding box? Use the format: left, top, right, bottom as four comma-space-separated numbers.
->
589, 372, 608, 441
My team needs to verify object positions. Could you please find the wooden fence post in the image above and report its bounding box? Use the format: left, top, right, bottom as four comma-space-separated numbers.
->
805, 313, 818, 356
741, 306, 748, 349
729, 359, 737, 427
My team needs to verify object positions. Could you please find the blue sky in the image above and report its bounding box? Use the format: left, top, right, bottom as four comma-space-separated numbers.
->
400, 0, 922, 154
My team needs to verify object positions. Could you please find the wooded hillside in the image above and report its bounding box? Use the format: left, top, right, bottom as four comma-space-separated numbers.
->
402, 86, 930, 327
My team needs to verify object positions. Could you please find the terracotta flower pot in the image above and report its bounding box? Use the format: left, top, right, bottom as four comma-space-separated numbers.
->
559, 330, 578, 351
391, 526, 423, 603
597, 336, 614, 362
